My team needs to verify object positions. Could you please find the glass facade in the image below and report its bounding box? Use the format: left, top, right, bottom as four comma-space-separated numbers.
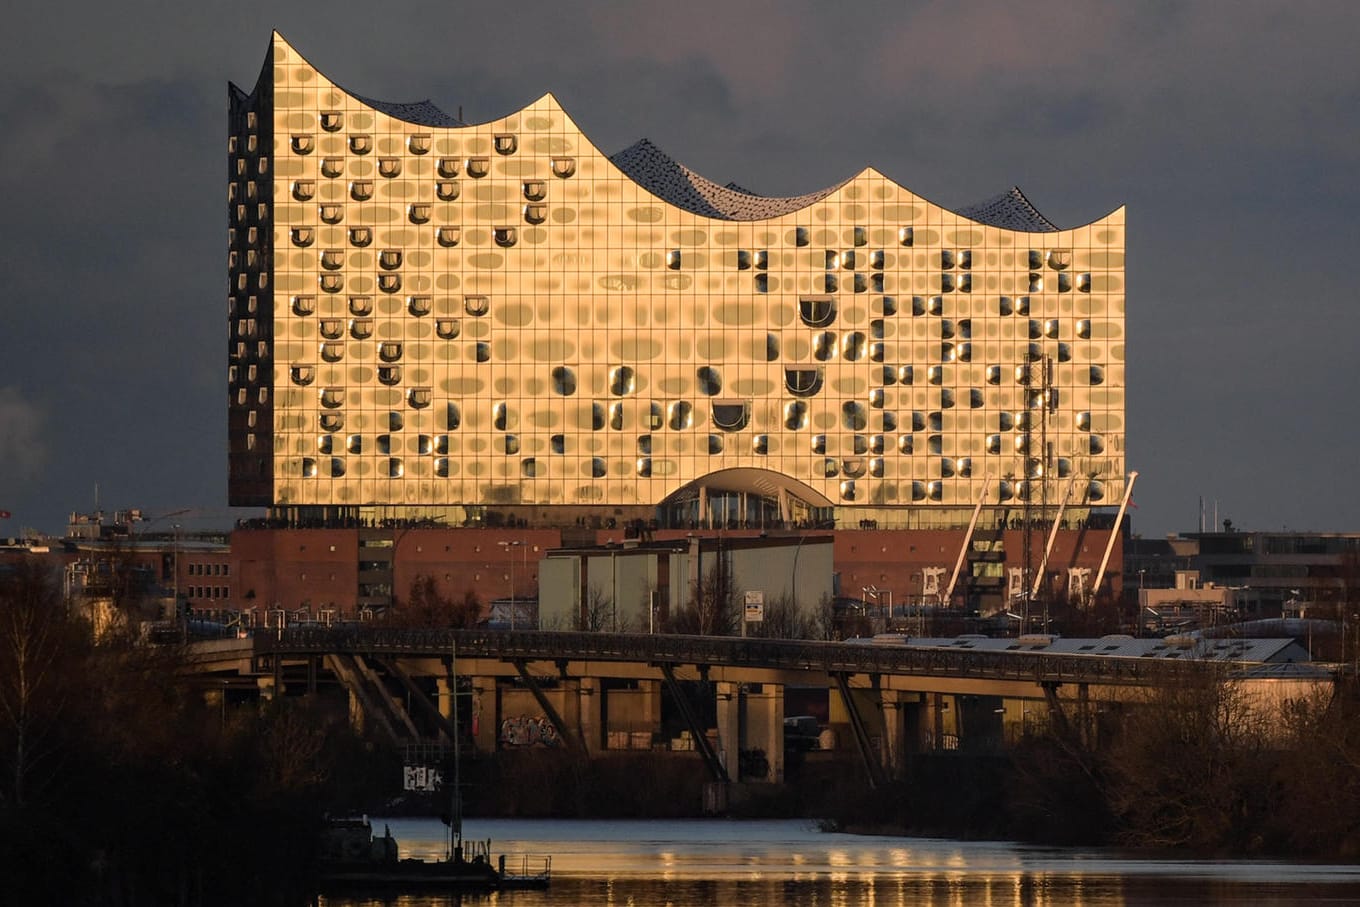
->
228, 33, 1126, 526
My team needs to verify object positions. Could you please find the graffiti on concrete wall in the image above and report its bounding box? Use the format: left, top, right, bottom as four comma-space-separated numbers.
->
499, 714, 561, 748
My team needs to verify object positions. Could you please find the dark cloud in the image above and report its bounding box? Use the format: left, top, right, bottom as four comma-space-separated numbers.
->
2, 0, 1359, 538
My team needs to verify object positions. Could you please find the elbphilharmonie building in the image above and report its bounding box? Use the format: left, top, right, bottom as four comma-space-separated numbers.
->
229, 33, 1126, 533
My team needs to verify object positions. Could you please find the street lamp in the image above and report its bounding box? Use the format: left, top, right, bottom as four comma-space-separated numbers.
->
498, 540, 524, 629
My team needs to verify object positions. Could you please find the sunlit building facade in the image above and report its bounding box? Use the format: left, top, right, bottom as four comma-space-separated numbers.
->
228, 33, 1126, 541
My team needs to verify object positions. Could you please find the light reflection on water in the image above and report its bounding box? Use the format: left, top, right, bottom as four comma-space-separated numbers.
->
320, 818, 1360, 907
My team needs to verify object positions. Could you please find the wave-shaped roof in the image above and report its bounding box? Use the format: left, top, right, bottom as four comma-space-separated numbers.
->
352, 94, 464, 128
608, 139, 844, 221
956, 187, 1059, 233
609, 138, 1061, 230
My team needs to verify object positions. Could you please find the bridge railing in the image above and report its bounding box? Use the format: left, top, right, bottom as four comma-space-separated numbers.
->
252, 628, 1227, 687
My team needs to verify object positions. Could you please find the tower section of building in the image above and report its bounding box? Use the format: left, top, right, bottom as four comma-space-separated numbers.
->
228, 33, 1126, 531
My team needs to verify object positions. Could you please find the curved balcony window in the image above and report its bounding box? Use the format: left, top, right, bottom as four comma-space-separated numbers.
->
1046, 250, 1071, 270
823, 458, 839, 479
409, 204, 431, 224
899, 436, 915, 455
436, 318, 460, 339
811, 435, 827, 455
707, 435, 724, 455
291, 295, 316, 316
464, 295, 489, 316
585, 457, 606, 478
407, 387, 431, 409
379, 342, 402, 362
387, 458, 403, 478
320, 249, 344, 270
350, 181, 373, 201
444, 403, 462, 430
524, 204, 547, 225
1077, 319, 1092, 339
523, 180, 547, 201
320, 111, 343, 132
607, 365, 635, 396
373, 156, 398, 177
378, 274, 401, 293
869, 388, 885, 409
433, 457, 450, 477
321, 158, 344, 178
1089, 365, 1105, 386
466, 156, 490, 178
319, 319, 343, 340
494, 227, 517, 247
345, 434, 362, 454
666, 250, 682, 270
319, 203, 344, 224
785, 368, 823, 397
551, 156, 576, 178
437, 158, 460, 178
437, 226, 461, 247
320, 388, 345, 408
634, 457, 651, 477
503, 435, 520, 455
696, 366, 722, 396
552, 365, 577, 396
646, 402, 664, 430
1087, 480, 1105, 502
493, 403, 511, 432
822, 274, 838, 293
753, 435, 769, 455
711, 401, 749, 431
379, 250, 403, 270
813, 332, 836, 362
667, 401, 693, 431
609, 402, 625, 431
348, 227, 372, 247
320, 342, 343, 363
754, 274, 769, 293
290, 365, 314, 386
1089, 435, 1105, 455
843, 458, 866, 478
842, 332, 866, 361
842, 401, 868, 431
349, 319, 373, 340
300, 457, 318, 478
1077, 273, 1092, 292
783, 401, 807, 430
494, 133, 517, 155
291, 180, 316, 201
408, 134, 431, 155
1056, 273, 1072, 293
348, 135, 371, 155
290, 227, 315, 247
436, 180, 460, 201
407, 295, 431, 316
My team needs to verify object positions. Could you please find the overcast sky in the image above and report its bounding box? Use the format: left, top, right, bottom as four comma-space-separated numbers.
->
2, 1, 1357, 539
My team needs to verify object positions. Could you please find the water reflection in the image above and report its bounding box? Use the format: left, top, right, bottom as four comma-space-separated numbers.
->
320, 818, 1360, 907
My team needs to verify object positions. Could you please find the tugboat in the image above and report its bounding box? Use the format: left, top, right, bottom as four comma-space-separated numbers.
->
317, 643, 550, 893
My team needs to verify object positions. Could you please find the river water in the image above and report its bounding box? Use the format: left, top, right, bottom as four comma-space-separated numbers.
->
320, 818, 1360, 906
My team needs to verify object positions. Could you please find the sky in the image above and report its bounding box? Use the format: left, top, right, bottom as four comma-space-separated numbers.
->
2, 1, 1358, 540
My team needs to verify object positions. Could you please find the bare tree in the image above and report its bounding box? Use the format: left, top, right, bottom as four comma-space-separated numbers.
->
0, 561, 85, 809
575, 583, 613, 632
749, 593, 810, 639
394, 575, 480, 628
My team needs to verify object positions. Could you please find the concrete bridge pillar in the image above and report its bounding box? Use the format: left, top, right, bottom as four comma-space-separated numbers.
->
880, 690, 908, 776
743, 683, 784, 783
715, 682, 741, 778
576, 677, 603, 754
470, 679, 495, 752
257, 675, 278, 701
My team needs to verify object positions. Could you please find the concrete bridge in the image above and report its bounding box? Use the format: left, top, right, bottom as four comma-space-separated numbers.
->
187, 628, 1277, 790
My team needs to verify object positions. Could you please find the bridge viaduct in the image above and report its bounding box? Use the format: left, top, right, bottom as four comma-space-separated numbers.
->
189, 629, 1227, 788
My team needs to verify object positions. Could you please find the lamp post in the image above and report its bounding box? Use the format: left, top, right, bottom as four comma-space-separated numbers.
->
498, 540, 523, 629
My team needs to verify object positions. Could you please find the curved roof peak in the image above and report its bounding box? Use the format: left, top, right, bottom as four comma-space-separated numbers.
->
956, 186, 1060, 233
608, 138, 844, 221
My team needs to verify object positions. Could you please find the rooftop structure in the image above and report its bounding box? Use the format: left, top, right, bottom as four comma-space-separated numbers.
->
227, 33, 1127, 533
